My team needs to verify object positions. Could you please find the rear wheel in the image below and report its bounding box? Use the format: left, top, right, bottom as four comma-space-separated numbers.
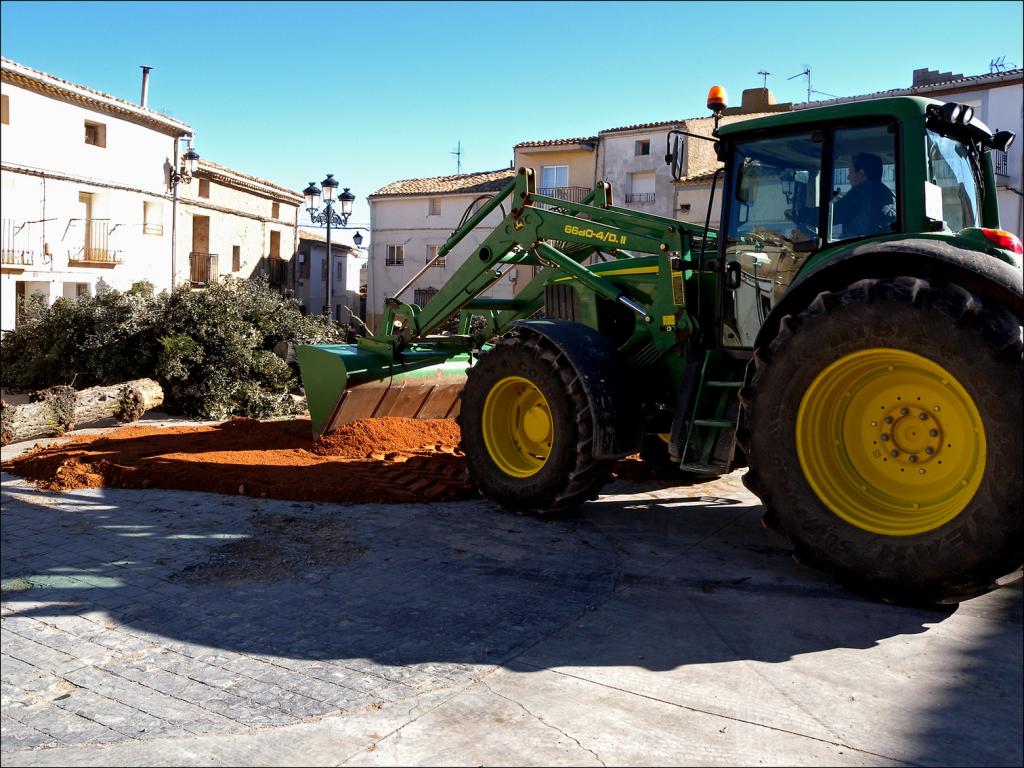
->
458, 333, 612, 513
740, 277, 1023, 604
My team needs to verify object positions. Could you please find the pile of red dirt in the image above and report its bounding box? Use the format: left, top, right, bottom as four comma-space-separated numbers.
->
1, 417, 473, 505
2, 416, 654, 505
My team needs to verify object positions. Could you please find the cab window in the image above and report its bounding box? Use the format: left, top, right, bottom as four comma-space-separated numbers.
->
828, 125, 898, 242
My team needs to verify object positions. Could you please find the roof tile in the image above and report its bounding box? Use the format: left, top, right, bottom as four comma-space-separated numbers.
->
370, 168, 516, 198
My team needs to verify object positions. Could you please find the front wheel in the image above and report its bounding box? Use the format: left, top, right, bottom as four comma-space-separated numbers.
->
458, 332, 612, 513
740, 277, 1023, 604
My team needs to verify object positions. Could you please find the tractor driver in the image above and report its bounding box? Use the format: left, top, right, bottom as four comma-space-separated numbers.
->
831, 153, 896, 238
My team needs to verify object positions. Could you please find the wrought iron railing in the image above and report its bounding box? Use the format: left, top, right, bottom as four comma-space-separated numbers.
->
2, 218, 36, 266
993, 150, 1010, 177
265, 257, 288, 286
190, 252, 218, 286
625, 192, 656, 204
68, 220, 122, 264
537, 186, 591, 203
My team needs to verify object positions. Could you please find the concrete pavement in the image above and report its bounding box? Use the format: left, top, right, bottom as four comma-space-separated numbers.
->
1, 421, 1021, 766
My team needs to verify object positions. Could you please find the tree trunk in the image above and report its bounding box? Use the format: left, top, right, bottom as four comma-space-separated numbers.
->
1, 378, 164, 446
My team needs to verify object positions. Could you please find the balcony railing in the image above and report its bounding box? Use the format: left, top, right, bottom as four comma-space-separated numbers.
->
2, 218, 35, 267
537, 186, 591, 203
625, 192, 656, 204
190, 252, 219, 286
993, 150, 1010, 177
68, 220, 122, 264
264, 257, 288, 286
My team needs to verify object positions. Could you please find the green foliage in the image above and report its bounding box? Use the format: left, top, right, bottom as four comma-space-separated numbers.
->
1, 277, 346, 420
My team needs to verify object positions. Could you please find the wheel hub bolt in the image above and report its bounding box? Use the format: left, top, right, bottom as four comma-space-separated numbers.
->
929, 429, 939, 437
884, 416, 894, 424
900, 407, 909, 416
908, 454, 918, 463
925, 447, 934, 455
880, 433, 890, 441
919, 413, 929, 420
890, 450, 900, 457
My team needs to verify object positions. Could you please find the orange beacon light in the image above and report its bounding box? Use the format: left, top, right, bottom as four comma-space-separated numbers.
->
707, 85, 728, 114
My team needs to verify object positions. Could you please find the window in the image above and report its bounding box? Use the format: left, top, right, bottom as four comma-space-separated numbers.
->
427, 244, 445, 268
1, 94, 9, 125
428, 197, 441, 216
722, 133, 824, 347
540, 165, 569, 191
414, 287, 438, 307
84, 120, 106, 147
926, 130, 980, 232
626, 171, 656, 204
271, 202, 280, 219
386, 244, 404, 266
232, 245, 241, 272
828, 125, 898, 242
143, 200, 163, 235
635, 139, 651, 156
198, 179, 210, 198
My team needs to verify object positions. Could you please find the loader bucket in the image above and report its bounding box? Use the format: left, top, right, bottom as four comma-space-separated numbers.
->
296, 343, 469, 439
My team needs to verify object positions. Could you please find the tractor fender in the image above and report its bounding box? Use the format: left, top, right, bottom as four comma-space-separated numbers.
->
754, 238, 1024, 352
512, 319, 643, 460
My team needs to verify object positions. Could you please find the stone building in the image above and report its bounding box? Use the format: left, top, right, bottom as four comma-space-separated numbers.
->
0, 56, 303, 334
366, 169, 515, 333
177, 159, 301, 291
1, 56, 192, 331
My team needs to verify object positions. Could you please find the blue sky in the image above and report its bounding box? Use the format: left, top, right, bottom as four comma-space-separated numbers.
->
2, 1, 1022, 229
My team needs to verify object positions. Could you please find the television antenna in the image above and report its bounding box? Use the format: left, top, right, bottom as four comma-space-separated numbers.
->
451, 141, 463, 174
757, 70, 772, 89
989, 56, 1016, 73
788, 67, 838, 103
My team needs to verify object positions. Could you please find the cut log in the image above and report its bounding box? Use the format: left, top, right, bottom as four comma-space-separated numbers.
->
1, 378, 164, 446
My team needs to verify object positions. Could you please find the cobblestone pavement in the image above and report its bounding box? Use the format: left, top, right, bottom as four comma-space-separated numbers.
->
1, 440, 1021, 766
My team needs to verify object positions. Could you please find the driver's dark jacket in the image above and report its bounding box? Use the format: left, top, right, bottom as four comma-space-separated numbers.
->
833, 179, 896, 238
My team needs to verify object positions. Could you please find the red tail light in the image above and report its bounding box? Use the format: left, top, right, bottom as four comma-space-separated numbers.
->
982, 228, 1023, 255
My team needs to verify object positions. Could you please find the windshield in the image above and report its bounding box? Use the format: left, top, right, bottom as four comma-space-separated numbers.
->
925, 130, 981, 231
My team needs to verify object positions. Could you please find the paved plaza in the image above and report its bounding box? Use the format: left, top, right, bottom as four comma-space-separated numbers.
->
1, 425, 1021, 766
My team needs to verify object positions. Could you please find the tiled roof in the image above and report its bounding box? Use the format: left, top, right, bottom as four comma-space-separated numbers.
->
514, 136, 598, 149
672, 168, 720, 186
601, 118, 687, 134
196, 159, 302, 201
794, 68, 1023, 109
0, 56, 192, 136
369, 168, 516, 198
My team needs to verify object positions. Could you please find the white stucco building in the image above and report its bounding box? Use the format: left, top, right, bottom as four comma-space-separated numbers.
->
366, 169, 516, 333
1, 57, 192, 331
794, 67, 1024, 235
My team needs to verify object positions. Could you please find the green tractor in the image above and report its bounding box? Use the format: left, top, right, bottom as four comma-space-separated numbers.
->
298, 91, 1022, 605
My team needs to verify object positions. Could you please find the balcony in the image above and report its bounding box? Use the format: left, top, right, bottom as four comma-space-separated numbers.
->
190, 252, 219, 287
537, 186, 592, 204
264, 256, 288, 287
2, 218, 37, 270
625, 192, 656, 204
68, 221, 123, 266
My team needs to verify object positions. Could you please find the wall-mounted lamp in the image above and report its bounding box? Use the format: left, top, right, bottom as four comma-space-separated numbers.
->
171, 146, 200, 185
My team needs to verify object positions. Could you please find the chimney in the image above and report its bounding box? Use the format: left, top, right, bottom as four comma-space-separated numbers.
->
912, 68, 963, 87
740, 87, 776, 112
140, 65, 153, 108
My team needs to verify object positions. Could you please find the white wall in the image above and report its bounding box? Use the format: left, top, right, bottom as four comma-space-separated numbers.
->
600, 130, 676, 219
368, 193, 511, 332
1, 79, 181, 331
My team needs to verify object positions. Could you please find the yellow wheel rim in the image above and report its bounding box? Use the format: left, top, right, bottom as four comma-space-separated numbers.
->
796, 348, 985, 536
482, 376, 553, 478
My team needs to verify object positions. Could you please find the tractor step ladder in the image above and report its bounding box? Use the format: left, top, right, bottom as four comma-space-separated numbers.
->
679, 352, 742, 475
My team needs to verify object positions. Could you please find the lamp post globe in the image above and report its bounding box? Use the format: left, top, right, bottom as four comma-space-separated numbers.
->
303, 182, 321, 213
321, 174, 339, 203
353, 230, 363, 247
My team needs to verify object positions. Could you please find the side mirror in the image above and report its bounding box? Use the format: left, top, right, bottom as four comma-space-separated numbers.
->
992, 131, 1015, 153
665, 135, 685, 181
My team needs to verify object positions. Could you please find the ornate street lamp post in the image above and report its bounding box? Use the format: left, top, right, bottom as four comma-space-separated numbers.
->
303, 175, 355, 319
